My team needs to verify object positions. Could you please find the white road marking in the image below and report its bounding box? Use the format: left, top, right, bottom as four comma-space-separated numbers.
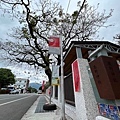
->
0, 95, 33, 106
0, 96, 17, 100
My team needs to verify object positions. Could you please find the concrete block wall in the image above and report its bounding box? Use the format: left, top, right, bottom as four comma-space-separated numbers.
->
73, 58, 99, 120
49, 58, 102, 120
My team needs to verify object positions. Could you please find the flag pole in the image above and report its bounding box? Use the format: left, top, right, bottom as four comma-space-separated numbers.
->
60, 36, 65, 120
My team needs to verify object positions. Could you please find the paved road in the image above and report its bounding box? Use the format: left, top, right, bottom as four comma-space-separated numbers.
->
0, 94, 39, 120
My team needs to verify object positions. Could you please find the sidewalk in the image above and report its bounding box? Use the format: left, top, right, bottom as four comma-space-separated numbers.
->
21, 94, 71, 120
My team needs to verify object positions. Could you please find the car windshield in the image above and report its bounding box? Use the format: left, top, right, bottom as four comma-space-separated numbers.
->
8, 87, 15, 90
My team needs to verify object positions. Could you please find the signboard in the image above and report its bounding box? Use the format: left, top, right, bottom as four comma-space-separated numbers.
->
71, 59, 80, 92
48, 36, 60, 55
52, 65, 59, 85
98, 103, 120, 120
52, 77, 59, 85
89, 56, 120, 99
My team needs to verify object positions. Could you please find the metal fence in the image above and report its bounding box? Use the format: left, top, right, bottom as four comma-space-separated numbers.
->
64, 73, 75, 106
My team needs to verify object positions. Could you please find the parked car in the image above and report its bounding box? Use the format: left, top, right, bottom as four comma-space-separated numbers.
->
10, 89, 19, 94
1, 88, 7, 90
8, 87, 15, 92
0, 88, 10, 94
37, 90, 42, 94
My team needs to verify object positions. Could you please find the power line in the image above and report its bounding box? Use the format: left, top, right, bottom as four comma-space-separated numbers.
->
66, 0, 71, 14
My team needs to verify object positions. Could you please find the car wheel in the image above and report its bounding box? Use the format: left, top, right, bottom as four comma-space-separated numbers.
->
43, 104, 57, 111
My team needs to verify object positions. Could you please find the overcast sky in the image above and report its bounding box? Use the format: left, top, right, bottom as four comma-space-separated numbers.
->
57, 0, 120, 42
1, 0, 119, 42
0, 0, 120, 82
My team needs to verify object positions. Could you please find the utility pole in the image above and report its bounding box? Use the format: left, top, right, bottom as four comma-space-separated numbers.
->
60, 36, 65, 120
48, 35, 65, 119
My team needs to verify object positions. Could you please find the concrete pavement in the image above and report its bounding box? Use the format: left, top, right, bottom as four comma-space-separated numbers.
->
21, 94, 72, 120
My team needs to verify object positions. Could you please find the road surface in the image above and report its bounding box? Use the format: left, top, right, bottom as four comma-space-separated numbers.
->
0, 94, 39, 120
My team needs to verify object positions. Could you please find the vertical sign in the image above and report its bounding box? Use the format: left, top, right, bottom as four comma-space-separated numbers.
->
25, 79, 29, 90
72, 59, 80, 92
52, 65, 59, 85
42, 80, 45, 91
48, 36, 60, 55
89, 56, 120, 99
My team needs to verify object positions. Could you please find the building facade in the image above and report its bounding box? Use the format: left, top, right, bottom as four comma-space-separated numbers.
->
14, 78, 29, 93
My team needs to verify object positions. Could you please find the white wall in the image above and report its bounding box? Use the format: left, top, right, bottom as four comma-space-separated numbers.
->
50, 58, 100, 120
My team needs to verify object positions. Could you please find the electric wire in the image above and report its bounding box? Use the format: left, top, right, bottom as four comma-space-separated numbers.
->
66, 0, 71, 14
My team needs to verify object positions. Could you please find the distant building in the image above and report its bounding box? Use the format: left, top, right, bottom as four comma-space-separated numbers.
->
14, 78, 29, 93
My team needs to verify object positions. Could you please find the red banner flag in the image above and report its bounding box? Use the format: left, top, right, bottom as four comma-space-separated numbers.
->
72, 59, 80, 92
42, 80, 45, 90
48, 36, 60, 55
